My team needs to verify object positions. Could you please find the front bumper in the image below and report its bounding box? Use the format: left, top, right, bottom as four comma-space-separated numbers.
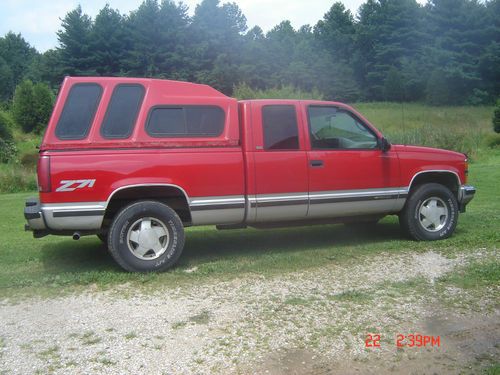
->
458, 185, 476, 213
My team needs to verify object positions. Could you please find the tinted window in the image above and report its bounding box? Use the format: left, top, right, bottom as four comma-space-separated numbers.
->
262, 105, 299, 150
55, 83, 102, 140
308, 106, 378, 149
101, 84, 145, 139
146, 106, 225, 137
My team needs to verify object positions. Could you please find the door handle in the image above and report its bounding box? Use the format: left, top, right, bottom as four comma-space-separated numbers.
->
310, 160, 324, 167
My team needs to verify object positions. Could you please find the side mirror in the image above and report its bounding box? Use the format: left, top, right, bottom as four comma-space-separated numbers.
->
379, 137, 391, 152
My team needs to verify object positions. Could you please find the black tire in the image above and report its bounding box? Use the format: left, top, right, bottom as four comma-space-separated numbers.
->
399, 183, 458, 241
108, 200, 185, 272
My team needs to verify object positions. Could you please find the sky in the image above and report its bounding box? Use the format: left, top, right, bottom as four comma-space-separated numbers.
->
0, 0, 426, 52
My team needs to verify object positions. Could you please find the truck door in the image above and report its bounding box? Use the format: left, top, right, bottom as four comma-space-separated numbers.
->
249, 102, 309, 222
304, 105, 402, 218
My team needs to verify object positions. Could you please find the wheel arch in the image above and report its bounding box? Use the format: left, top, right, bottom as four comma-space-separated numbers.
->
102, 184, 192, 228
408, 170, 461, 198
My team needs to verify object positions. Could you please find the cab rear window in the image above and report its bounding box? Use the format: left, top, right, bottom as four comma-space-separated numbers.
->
55, 83, 102, 140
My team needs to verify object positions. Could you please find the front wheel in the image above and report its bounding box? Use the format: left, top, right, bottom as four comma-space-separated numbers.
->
108, 201, 185, 272
400, 183, 458, 241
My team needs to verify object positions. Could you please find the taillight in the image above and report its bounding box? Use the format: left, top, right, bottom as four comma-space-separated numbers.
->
37, 155, 51, 192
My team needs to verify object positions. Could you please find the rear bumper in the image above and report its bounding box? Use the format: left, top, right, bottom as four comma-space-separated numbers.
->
458, 185, 476, 213
24, 198, 47, 230
24, 197, 105, 237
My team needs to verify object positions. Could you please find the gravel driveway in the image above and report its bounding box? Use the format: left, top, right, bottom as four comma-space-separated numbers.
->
1, 249, 498, 374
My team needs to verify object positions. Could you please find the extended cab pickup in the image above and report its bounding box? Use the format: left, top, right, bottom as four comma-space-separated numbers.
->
25, 77, 476, 272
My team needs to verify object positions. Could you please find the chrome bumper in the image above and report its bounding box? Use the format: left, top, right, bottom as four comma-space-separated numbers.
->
24, 197, 105, 237
458, 185, 476, 213
24, 198, 47, 231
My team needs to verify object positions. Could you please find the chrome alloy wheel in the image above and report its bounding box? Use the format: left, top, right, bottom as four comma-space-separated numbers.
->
126, 217, 170, 260
418, 197, 449, 232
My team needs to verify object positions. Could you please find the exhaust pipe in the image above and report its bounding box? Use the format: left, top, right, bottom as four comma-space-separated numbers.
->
72, 232, 81, 240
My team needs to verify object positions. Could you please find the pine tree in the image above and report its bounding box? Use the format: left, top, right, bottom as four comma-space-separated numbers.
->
57, 5, 94, 75
90, 5, 127, 76
384, 67, 404, 102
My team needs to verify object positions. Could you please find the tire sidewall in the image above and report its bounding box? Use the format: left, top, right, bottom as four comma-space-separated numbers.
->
410, 184, 458, 240
109, 201, 184, 272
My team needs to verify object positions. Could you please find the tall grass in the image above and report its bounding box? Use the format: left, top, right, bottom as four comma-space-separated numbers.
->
0, 163, 37, 193
352, 103, 494, 158
0, 130, 40, 193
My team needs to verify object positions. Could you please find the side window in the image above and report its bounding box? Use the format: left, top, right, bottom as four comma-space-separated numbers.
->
308, 106, 378, 150
262, 105, 299, 150
101, 84, 145, 139
146, 106, 224, 137
55, 83, 102, 140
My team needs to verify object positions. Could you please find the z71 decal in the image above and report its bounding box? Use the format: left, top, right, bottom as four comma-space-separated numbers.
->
56, 179, 96, 192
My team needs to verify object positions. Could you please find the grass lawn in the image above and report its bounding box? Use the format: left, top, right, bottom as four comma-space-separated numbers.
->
0, 147, 498, 298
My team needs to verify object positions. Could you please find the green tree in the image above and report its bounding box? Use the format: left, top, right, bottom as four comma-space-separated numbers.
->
0, 32, 38, 87
57, 5, 94, 75
426, 69, 451, 105
355, 0, 426, 100
423, 0, 491, 104
32, 83, 54, 133
0, 57, 14, 101
190, 0, 247, 92
314, 2, 355, 61
478, 42, 500, 101
239, 26, 269, 89
90, 5, 127, 75
12, 80, 36, 132
384, 67, 404, 101
11, 80, 53, 133
26, 49, 64, 88
124, 0, 190, 78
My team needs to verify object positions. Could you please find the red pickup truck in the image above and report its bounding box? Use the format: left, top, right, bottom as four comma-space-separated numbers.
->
24, 77, 475, 272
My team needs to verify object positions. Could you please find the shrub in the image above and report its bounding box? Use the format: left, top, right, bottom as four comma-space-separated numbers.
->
485, 134, 500, 148
32, 83, 54, 133
12, 80, 36, 132
493, 100, 500, 133
0, 139, 17, 163
20, 152, 38, 168
0, 110, 16, 163
12, 80, 54, 134
0, 110, 13, 140
467, 89, 490, 106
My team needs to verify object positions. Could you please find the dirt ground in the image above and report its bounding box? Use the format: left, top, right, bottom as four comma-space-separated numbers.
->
0, 249, 498, 374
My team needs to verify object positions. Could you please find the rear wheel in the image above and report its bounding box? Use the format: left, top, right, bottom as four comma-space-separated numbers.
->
108, 200, 185, 272
400, 183, 458, 241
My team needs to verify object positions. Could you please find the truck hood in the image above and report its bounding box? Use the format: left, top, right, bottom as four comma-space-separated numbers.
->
391, 144, 466, 160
